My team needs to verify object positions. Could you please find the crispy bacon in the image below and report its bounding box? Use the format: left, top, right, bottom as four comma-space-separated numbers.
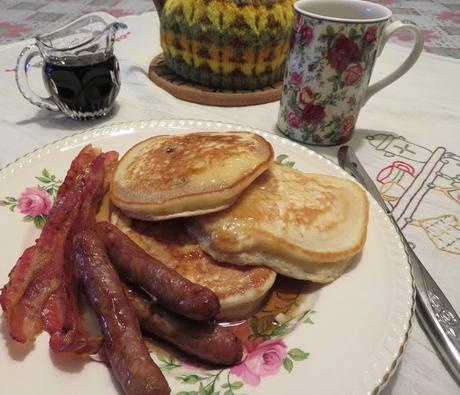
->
49, 151, 118, 354
0, 145, 118, 353
0, 246, 36, 314
4, 192, 80, 342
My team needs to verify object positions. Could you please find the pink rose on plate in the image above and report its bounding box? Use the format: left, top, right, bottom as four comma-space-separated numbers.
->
342, 62, 364, 86
17, 187, 53, 216
297, 86, 315, 110
230, 339, 287, 386
339, 115, 356, 140
287, 109, 302, 128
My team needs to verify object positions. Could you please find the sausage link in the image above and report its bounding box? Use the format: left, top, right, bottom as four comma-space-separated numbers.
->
95, 222, 220, 321
74, 230, 170, 395
125, 285, 243, 366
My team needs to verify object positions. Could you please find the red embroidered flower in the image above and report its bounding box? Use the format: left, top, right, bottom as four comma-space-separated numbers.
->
302, 103, 325, 125
364, 25, 378, 43
327, 34, 361, 71
300, 26, 314, 46
297, 86, 315, 110
342, 63, 364, 86
339, 115, 355, 139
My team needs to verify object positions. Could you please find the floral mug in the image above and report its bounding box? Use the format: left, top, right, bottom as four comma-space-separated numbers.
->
277, 0, 424, 146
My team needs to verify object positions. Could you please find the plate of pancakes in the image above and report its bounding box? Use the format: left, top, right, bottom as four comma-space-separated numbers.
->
0, 119, 414, 395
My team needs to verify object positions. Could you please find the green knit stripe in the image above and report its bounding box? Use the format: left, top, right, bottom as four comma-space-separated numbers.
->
164, 55, 284, 90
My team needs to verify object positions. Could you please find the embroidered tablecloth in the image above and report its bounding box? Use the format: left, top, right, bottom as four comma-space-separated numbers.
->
0, 10, 459, 395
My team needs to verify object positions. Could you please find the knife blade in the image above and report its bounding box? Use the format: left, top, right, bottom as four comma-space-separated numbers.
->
338, 145, 460, 385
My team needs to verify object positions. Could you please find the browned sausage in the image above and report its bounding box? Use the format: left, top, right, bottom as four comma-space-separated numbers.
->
95, 222, 220, 321
125, 285, 243, 366
74, 230, 170, 395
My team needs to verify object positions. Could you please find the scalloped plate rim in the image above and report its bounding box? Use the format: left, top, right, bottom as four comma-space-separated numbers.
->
0, 118, 414, 395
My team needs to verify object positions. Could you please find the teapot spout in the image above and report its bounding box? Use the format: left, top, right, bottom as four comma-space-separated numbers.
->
152, 0, 166, 15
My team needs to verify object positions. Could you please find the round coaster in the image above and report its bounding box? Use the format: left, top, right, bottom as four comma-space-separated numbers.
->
148, 53, 282, 107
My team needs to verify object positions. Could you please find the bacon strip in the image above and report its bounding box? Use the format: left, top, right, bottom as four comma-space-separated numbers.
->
4, 192, 80, 342
0, 145, 117, 352
49, 151, 118, 354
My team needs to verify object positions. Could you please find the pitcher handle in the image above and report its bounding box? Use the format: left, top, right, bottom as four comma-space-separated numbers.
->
16, 44, 59, 112
364, 21, 424, 104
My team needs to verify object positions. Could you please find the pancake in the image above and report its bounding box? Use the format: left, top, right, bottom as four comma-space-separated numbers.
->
110, 132, 273, 220
111, 210, 277, 320
187, 162, 369, 282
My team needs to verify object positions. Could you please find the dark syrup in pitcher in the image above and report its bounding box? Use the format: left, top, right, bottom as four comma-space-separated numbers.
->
43, 55, 120, 118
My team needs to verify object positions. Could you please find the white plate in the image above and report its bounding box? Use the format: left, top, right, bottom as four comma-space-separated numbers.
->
0, 119, 414, 395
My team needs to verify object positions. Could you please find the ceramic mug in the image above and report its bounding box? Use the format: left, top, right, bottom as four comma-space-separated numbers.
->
277, 0, 424, 146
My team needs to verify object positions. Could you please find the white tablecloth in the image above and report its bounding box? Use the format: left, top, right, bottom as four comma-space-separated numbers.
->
0, 12, 459, 395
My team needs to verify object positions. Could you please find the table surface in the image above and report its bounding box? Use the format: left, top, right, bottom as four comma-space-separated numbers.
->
0, 4, 460, 395
1, 0, 460, 58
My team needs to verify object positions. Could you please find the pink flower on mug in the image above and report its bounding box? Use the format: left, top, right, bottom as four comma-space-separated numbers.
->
294, 13, 304, 31
297, 86, 315, 109
287, 109, 302, 128
342, 62, 364, 86
290, 71, 303, 88
303, 102, 326, 125
347, 96, 356, 105
17, 187, 53, 216
308, 62, 317, 72
327, 34, 361, 71
339, 115, 356, 139
230, 339, 287, 386
364, 25, 378, 43
300, 25, 314, 46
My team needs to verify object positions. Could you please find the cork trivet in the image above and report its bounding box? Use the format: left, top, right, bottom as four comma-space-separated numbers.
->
148, 53, 282, 107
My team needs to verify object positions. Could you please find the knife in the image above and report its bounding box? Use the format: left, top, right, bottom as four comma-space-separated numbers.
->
338, 145, 460, 384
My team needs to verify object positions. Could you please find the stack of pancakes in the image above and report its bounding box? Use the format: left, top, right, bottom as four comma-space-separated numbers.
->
109, 132, 369, 320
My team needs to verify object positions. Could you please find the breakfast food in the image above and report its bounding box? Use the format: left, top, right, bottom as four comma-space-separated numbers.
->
74, 230, 171, 395
95, 221, 221, 321
110, 132, 274, 220
111, 210, 277, 320
158, 0, 294, 89
125, 285, 243, 366
1, 131, 371, 395
188, 162, 369, 282
0, 145, 117, 353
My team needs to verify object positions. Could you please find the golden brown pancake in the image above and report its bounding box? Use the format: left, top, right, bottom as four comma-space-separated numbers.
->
111, 210, 276, 320
110, 132, 273, 220
187, 162, 369, 282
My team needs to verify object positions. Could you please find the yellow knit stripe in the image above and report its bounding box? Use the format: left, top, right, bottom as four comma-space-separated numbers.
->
161, 31, 289, 76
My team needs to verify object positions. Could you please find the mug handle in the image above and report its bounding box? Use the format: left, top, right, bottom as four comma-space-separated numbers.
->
364, 21, 424, 104
16, 44, 59, 111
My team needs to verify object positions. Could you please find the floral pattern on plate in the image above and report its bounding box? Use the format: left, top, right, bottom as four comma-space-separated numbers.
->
1, 168, 61, 228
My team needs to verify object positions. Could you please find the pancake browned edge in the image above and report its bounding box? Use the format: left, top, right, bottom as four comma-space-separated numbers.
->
110, 132, 274, 220
111, 210, 277, 320
187, 162, 369, 283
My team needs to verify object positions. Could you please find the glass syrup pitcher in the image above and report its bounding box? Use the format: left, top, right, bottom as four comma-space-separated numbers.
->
16, 12, 127, 120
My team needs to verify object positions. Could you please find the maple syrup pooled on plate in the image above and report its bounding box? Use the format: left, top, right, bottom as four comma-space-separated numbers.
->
220, 276, 317, 342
